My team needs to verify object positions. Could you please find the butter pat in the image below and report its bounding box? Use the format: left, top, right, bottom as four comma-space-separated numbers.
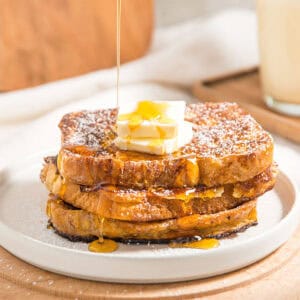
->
115, 121, 193, 155
117, 121, 178, 139
117, 100, 185, 139
115, 100, 193, 155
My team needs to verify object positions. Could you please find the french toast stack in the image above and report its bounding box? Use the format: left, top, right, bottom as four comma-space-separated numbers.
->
41, 102, 277, 243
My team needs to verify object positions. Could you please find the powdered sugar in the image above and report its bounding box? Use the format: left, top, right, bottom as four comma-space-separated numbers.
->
59, 103, 272, 158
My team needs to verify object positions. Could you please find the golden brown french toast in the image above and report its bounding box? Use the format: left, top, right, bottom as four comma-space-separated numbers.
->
47, 196, 258, 241
57, 103, 273, 188
41, 159, 277, 221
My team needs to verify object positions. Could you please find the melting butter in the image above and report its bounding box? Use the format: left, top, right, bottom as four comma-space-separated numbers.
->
149, 138, 164, 147
156, 126, 167, 139
118, 101, 174, 130
116, 100, 191, 155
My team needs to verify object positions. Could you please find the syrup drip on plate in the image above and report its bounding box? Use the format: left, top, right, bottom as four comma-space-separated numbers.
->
88, 239, 119, 253
87, 237, 220, 253
169, 238, 220, 250
88, 217, 119, 253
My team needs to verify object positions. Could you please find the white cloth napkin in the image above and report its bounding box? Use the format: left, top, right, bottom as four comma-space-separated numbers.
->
0, 9, 299, 186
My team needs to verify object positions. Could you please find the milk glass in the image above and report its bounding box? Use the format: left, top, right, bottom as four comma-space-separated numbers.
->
257, 0, 300, 116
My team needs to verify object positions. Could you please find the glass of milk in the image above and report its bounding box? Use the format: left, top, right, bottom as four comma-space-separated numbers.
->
257, 0, 300, 116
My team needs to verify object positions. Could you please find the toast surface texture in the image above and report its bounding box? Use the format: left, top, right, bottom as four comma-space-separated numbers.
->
57, 102, 274, 188
41, 160, 277, 221
47, 197, 257, 241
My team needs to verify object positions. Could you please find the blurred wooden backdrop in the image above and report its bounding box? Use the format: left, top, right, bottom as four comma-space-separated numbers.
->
0, 0, 153, 91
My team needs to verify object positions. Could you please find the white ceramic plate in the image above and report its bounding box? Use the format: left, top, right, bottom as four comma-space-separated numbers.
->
0, 154, 299, 284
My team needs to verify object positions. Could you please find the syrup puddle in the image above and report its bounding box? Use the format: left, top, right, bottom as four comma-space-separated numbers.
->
169, 238, 220, 250
87, 238, 220, 253
88, 239, 119, 253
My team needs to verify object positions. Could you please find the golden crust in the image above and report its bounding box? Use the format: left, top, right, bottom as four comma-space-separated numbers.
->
41, 161, 277, 222
47, 196, 258, 241
57, 103, 274, 188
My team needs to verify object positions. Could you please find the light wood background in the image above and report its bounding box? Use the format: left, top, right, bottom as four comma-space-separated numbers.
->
0, 0, 153, 91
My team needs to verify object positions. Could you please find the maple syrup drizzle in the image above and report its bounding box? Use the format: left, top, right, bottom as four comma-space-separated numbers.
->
99, 217, 105, 243
149, 138, 164, 149
88, 217, 119, 253
116, 0, 122, 108
46, 201, 51, 218
118, 101, 175, 142
156, 126, 167, 139
169, 238, 220, 250
118, 101, 173, 125
59, 183, 66, 198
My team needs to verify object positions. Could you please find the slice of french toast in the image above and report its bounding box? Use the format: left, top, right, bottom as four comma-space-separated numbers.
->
57, 102, 273, 188
41, 159, 277, 221
47, 196, 258, 242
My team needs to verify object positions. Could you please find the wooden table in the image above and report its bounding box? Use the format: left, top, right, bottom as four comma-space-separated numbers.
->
193, 68, 300, 144
1, 225, 300, 300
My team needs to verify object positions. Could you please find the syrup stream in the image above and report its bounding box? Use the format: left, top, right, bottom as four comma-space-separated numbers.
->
116, 0, 122, 108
